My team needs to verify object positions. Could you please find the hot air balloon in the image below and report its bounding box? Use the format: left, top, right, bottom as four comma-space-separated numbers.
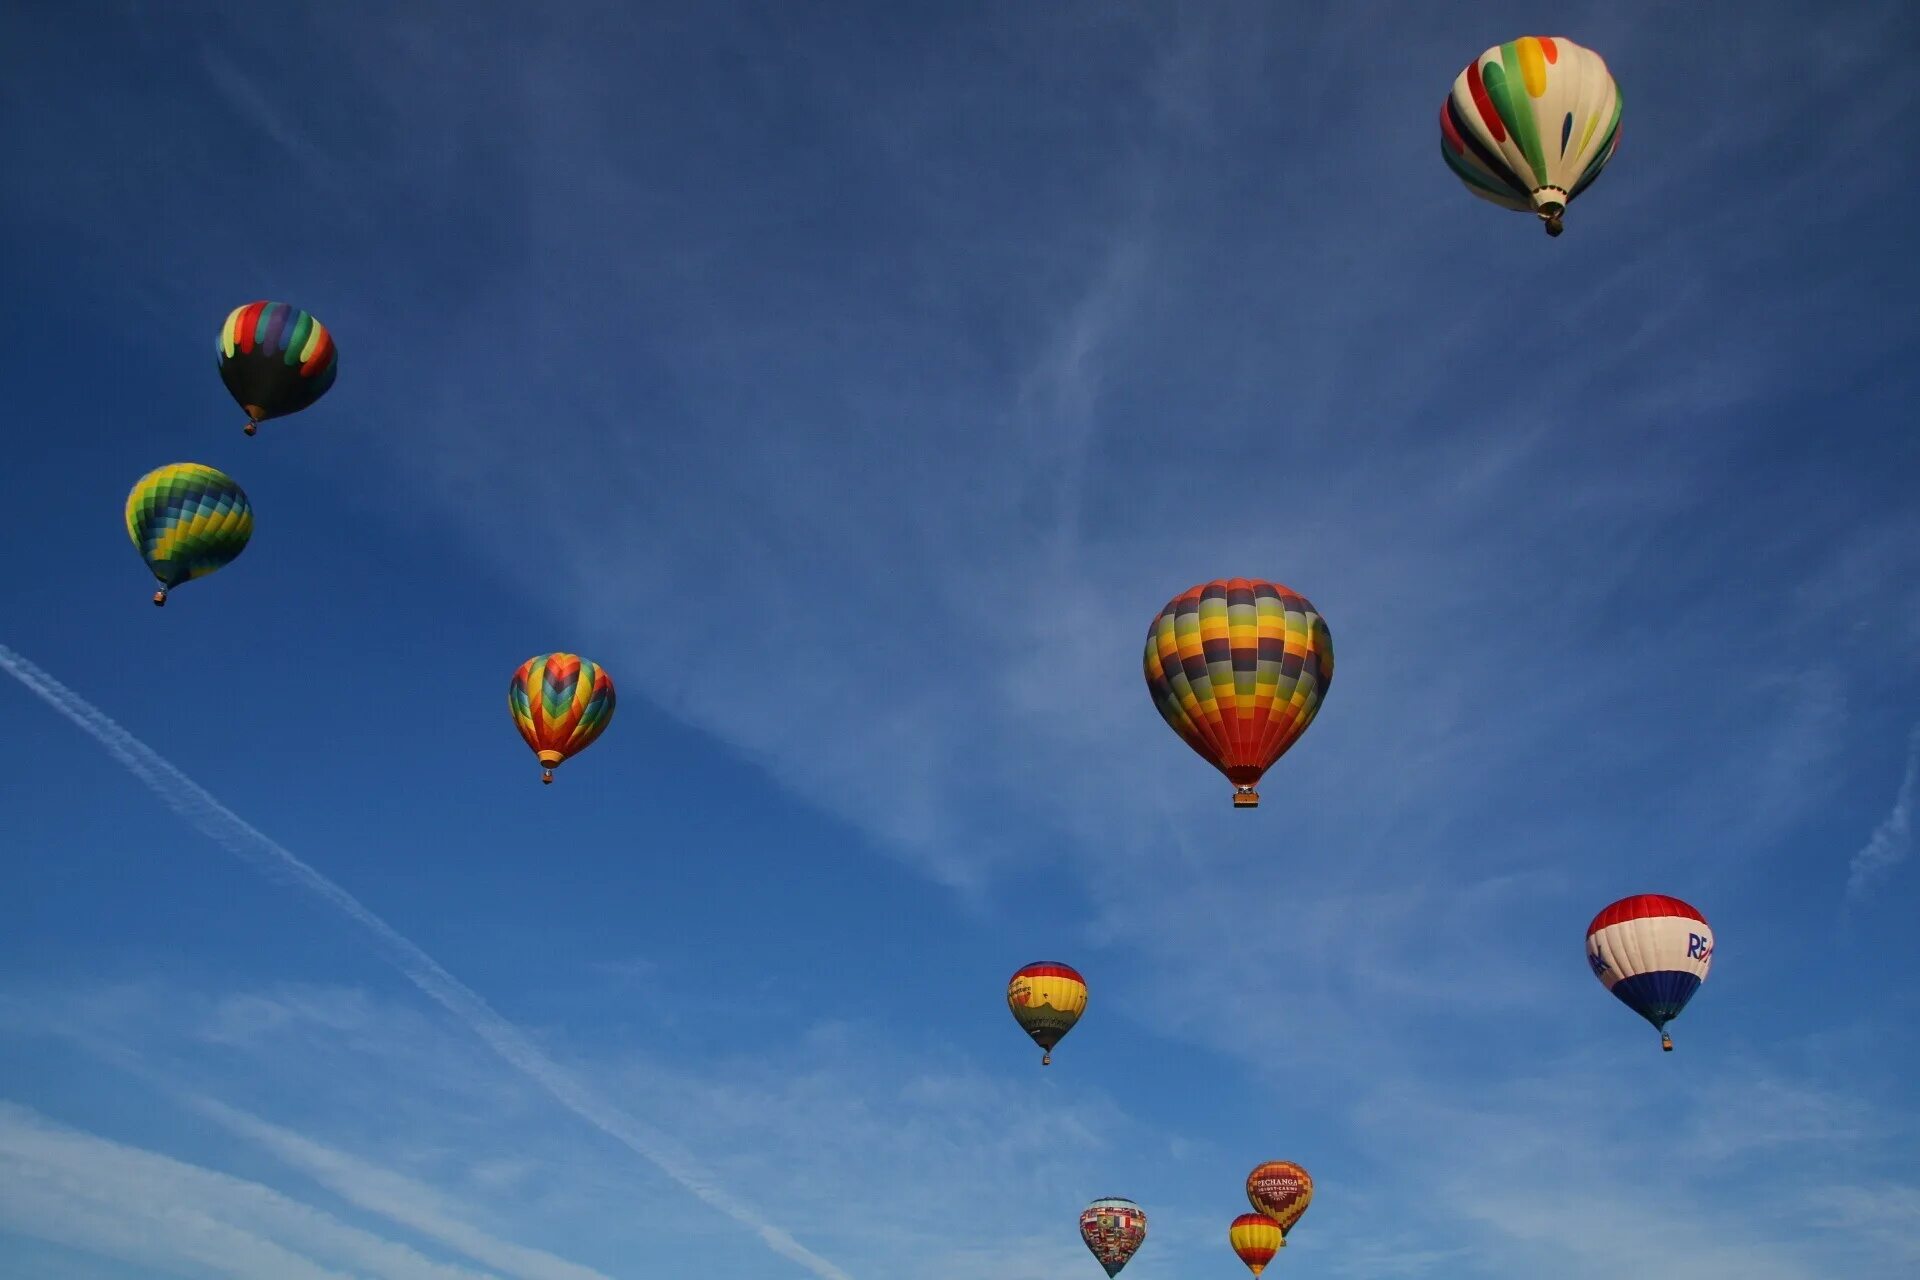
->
1231, 1213, 1284, 1276
1587, 894, 1713, 1051
1143, 579, 1333, 808
1440, 36, 1621, 236
125, 463, 253, 606
1079, 1198, 1146, 1277
509, 654, 616, 784
218, 301, 338, 435
1007, 961, 1086, 1066
1246, 1161, 1313, 1237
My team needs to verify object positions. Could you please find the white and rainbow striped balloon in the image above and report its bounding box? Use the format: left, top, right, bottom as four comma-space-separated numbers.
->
1440, 35, 1622, 236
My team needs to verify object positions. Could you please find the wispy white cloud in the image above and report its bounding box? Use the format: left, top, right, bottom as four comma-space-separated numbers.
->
1679, 1074, 1874, 1161
0, 979, 694, 1259
0, 975, 1173, 1280
0, 1103, 494, 1280
10, 959, 1920, 1280
1811, 1183, 1920, 1266
1849, 726, 1920, 897
0, 643, 852, 1280
192, 1099, 613, 1280
1342, 1064, 1915, 1280
335, 1, 1914, 991
16, 1, 1909, 922
197, 46, 338, 198
1017, 223, 1150, 567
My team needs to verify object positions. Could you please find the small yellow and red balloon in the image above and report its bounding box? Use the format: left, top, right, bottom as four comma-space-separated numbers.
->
1230, 1213, 1284, 1276
1006, 961, 1086, 1065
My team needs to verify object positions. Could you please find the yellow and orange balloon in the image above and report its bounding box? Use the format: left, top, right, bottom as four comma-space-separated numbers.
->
1005, 961, 1086, 1065
1230, 1213, 1283, 1276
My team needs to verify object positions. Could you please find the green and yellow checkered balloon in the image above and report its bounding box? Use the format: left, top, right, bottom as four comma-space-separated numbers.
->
125, 463, 253, 606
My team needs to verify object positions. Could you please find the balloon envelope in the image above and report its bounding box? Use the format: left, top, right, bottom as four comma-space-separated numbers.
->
1246, 1161, 1313, 1235
125, 463, 253, 604
1143, 579, 1333, 807
1007, 961, 1087, 1065
1230, 1213, 1284, 1276
1080, 1198, 1146, 1277
509, 654, 616, 783
1440, 35, 1621, 235
1587, 894, 1713, 1048
218, 301, 338, 433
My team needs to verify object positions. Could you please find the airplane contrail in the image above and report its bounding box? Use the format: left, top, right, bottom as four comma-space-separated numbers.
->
0, 642, 855, 1280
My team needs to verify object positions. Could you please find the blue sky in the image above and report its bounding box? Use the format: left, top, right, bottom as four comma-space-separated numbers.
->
2, 1, 1918, 1276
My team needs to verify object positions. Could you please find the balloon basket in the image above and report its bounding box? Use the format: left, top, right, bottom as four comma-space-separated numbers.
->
1531, 190, 1567, 238
541, 770, 554, 785
1661, 1033, 1674, 1052
243, 421, 258, 436
151, 590, 167, 607
1233, 788, 1260, 808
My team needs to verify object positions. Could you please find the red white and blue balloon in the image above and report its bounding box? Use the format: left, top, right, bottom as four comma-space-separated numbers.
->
1586, 894, 1714, 1051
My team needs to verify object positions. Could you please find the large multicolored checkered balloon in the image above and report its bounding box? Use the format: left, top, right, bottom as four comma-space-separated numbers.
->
509, 654, 616, 784
1440, 36, 1621, 236
1143, 579, 1333, 808
125, 463, 253, 606
1079, 1198, 1146, 1278
1587, 894, 1714, 1052
218, 301, 338, 435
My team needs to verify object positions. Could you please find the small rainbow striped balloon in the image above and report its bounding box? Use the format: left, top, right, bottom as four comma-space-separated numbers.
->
1143, 579, 1333, 808
125, 463, 253, 606
1587, 894, 1714, 1051
218, 301, 339, 435
509, 653, 616, 784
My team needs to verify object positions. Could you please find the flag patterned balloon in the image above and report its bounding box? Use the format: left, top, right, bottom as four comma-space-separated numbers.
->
1143, 579, 1333, 808
1246, 1161, 1313, 1236
1587, 894, 1714, 1051
1007, 961, 1087, 1066
1230, 1213, 1284, 1276
125, 463, 253, 606
218, 301, 339, 435
1079, 1198, 1146, 1277
1440, 36, 1621, 236
509, 654, 616, 784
